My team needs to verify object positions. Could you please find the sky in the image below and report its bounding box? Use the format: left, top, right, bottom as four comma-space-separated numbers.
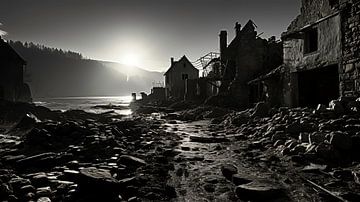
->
0, 0, 301, 72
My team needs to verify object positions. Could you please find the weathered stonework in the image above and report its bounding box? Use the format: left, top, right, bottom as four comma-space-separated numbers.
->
340, 0, 360, 96
277, 0, 360, 107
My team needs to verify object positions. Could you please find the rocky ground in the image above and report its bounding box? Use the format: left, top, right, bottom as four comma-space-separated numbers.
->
0, 101, 180, 201
2, 98, 360, 201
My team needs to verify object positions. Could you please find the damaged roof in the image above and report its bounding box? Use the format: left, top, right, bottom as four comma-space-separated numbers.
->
227, 20, 258, 50
247, 65, 285, 84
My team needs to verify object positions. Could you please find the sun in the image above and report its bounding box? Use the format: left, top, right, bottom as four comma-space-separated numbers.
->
121, 54, 140, 67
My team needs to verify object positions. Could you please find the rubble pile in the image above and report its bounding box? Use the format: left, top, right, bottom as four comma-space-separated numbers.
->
178, 106, 233, 121
222, 98, 360, 166
0, 113, 180, 201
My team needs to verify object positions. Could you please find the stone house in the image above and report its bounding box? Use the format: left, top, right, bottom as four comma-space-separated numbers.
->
214, 20, 283, 108
0, 37, 31, 102
275, 0, 360, 107
164, 56, 199, 99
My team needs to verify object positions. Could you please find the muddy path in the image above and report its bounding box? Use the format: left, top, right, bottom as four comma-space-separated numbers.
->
158, 117, 336, 202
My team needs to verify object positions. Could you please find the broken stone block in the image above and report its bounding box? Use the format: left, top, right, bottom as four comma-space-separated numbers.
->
235, 180, 285, 201
299, 133, 310, 143
251, 102, 269, 118
37, 197, 51, 202
285, 121, 308, 136
118, 155, 146, 168
203, 183, 215, 192
315, 143, 341, 163
301, 164, 327, 172
353, 171, 360, 185
329, 132, 352, 151
271, 131, 287, 142
290, 144, 307, 155
221, 164, 238, 181
329, 100, 345, 114
78, 167, 120, 194
309, 132, 327, 145
231, 174, 253, 185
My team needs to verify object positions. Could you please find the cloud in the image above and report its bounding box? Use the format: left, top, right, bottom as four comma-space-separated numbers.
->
0, 22, 7, 36
0, 30, 6, 36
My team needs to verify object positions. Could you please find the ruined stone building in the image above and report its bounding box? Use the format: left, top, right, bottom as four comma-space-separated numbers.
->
184, 53, 222, 101
268, 0, 360, 107
164, 56, 199, 99
213, 20, 283, 108
0, 37, 32, 102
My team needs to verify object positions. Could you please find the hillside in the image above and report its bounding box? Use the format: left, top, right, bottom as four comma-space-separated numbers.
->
8, 41, 164, 98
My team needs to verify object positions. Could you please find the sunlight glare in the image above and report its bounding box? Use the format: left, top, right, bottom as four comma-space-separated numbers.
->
121, 54, 140, 67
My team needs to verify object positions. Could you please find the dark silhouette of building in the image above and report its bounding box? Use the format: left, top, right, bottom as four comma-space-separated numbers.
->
164, 56, 199, 99
0, 37, 31, 102
211, 20, 283, 108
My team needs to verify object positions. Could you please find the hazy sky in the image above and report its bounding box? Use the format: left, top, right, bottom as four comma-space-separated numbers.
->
0, 0, 300, 71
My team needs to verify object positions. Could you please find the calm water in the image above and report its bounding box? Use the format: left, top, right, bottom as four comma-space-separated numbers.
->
34, 96, 133, 115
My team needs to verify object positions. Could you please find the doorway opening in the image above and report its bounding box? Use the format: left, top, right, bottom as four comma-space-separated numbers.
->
298, 65, 339, 107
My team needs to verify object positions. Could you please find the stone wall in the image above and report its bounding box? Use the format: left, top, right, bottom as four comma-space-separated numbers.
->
284, 14, 341, 72
287, 0, 335, 33
340, 1, 360, 96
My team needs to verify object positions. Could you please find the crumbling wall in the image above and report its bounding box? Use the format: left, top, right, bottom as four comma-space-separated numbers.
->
340, 1, 360, 96
287, 0, 335, 32
284, 14, 341, 72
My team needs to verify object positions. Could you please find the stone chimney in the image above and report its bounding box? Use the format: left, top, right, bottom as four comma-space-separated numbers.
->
171, 57, 174, 65
235, 22, 241, 36
220, 30, 227, 63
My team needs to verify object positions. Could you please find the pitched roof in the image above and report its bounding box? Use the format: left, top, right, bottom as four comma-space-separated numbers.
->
164, 55, 198, 75
227, 20, 257, 50
0, 38, 26, 65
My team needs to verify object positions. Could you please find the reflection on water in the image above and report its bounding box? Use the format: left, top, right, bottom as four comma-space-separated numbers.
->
34, 96, 133, 115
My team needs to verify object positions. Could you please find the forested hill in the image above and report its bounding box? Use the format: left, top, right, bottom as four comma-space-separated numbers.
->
9, 41, 163, 98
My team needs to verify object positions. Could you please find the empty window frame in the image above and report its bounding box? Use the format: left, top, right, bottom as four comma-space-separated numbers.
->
304, 28, 318, 54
